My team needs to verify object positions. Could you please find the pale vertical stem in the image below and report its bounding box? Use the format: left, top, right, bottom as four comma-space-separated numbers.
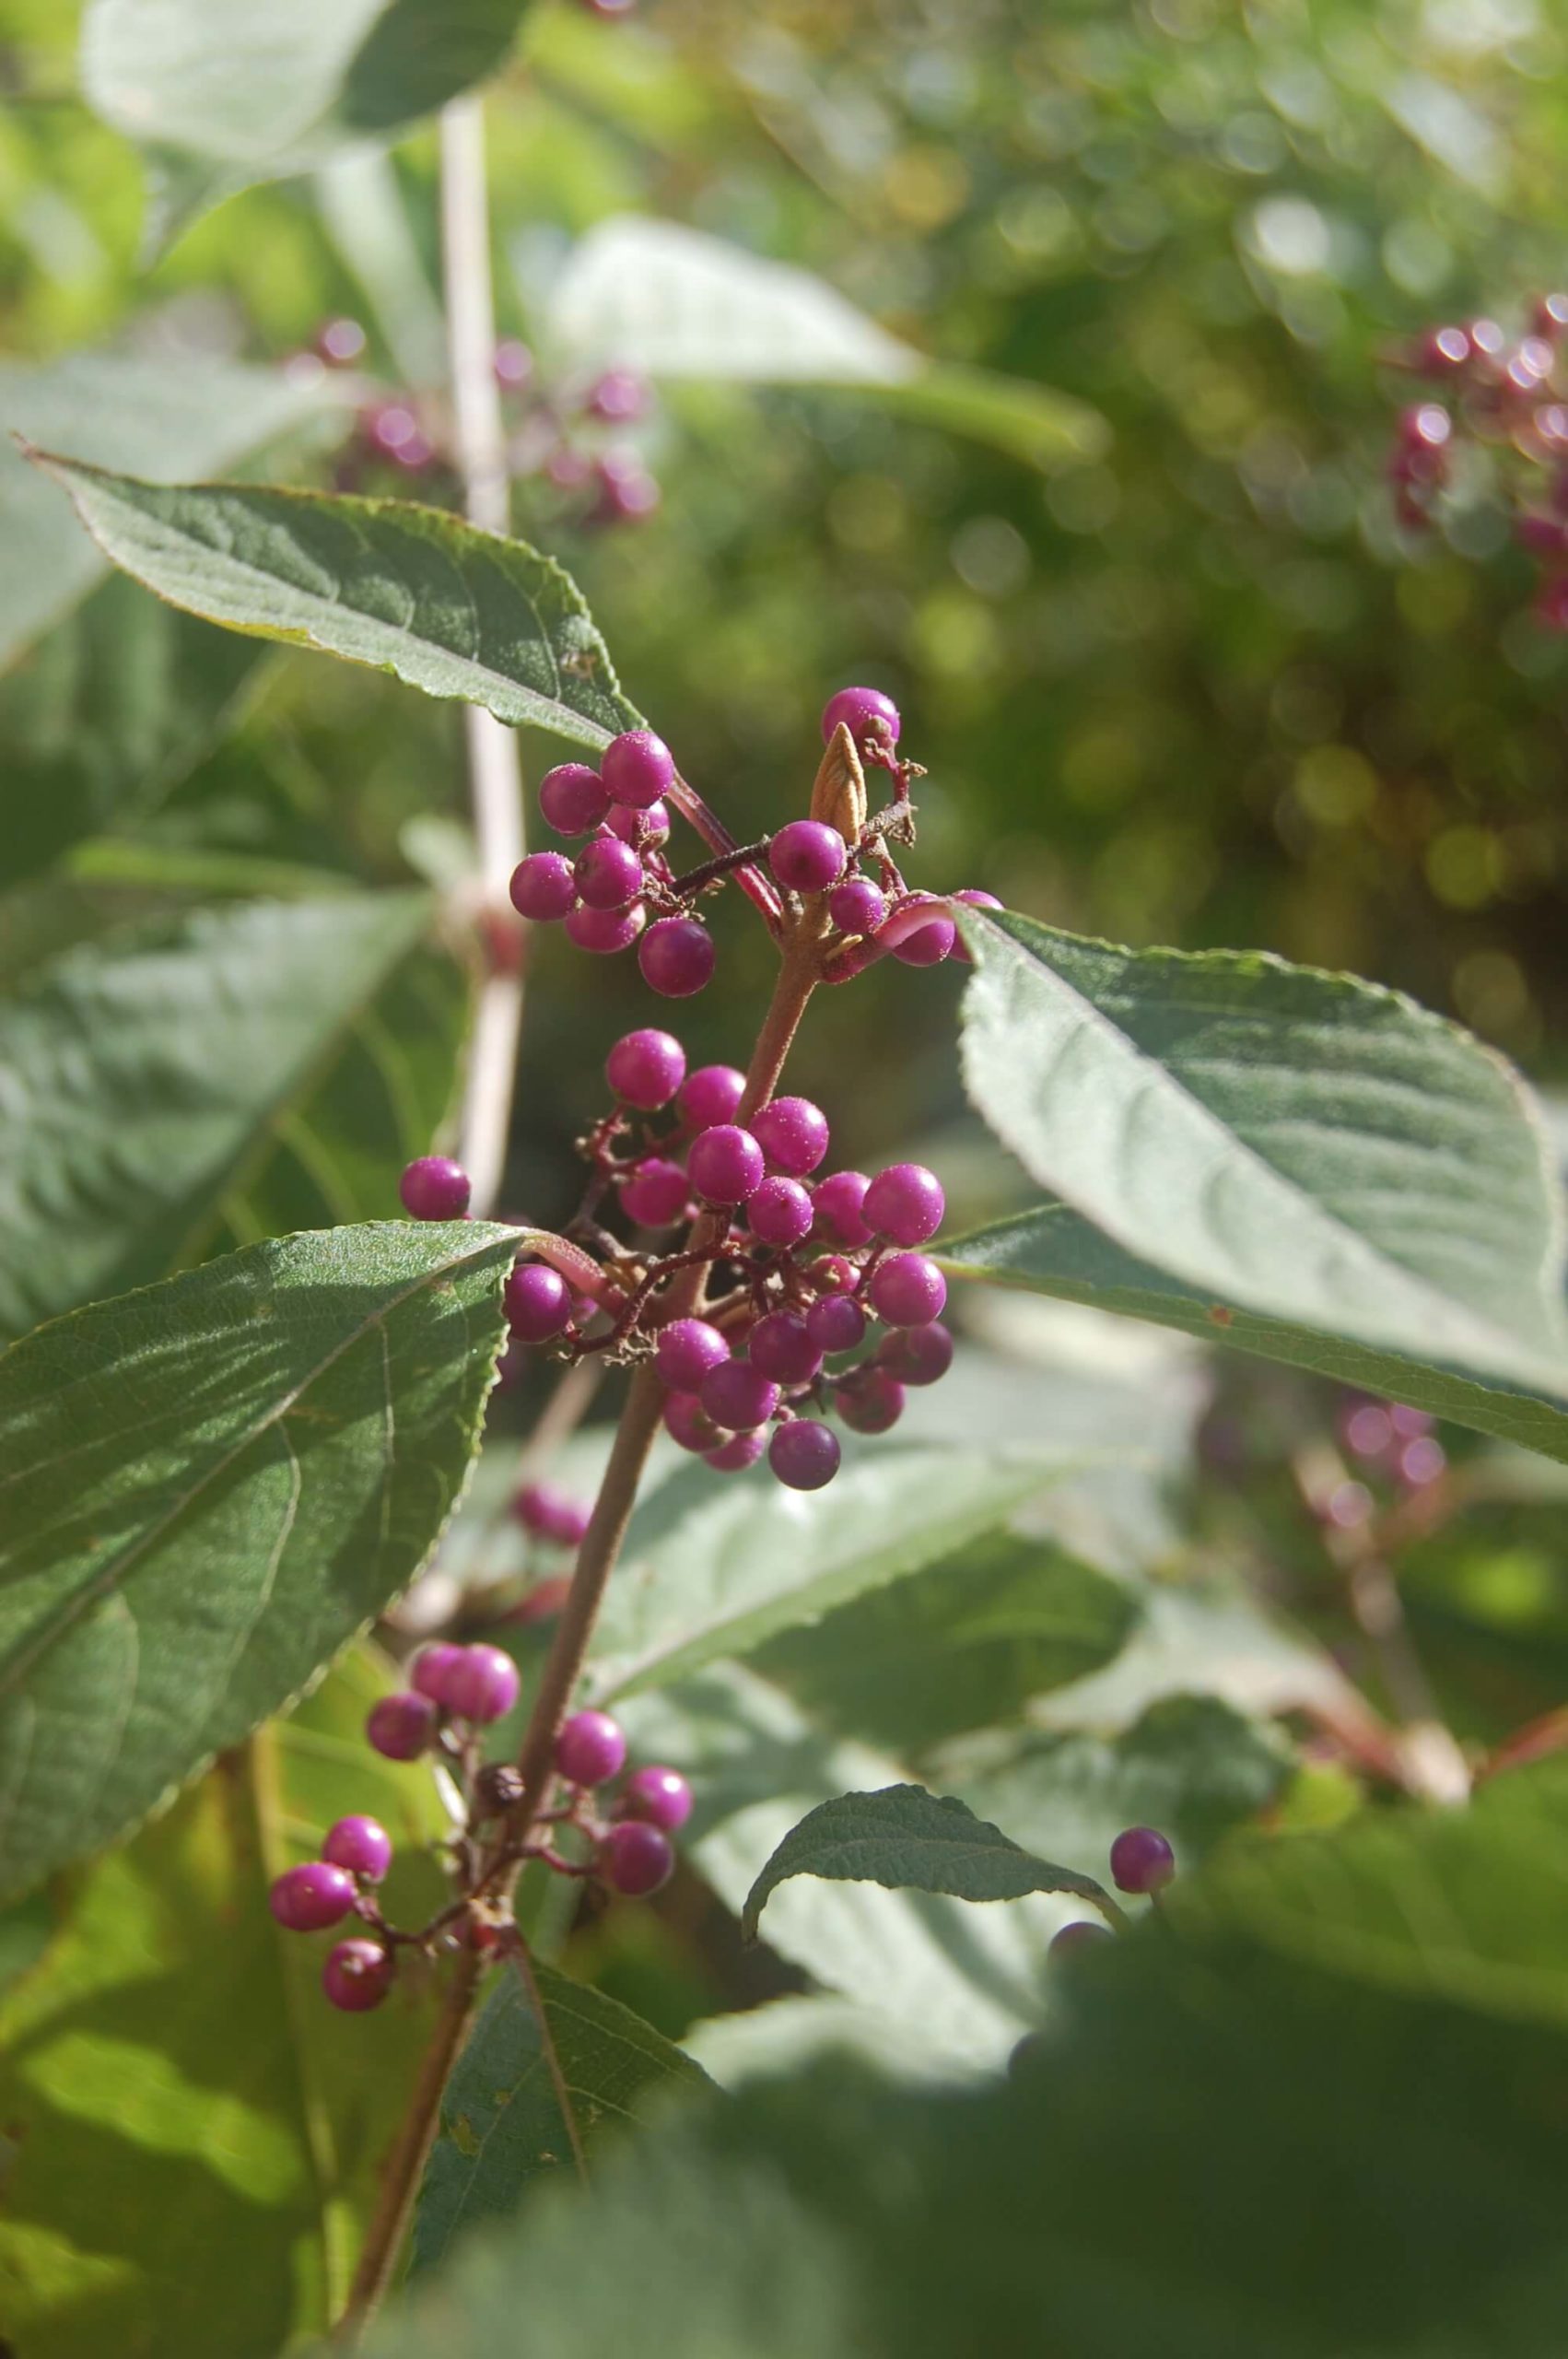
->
439, 94, 525, 1216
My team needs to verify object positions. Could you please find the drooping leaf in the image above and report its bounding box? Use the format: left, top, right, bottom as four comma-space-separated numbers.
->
413, 1963, 712, 2276
0, 1647, 448, 2359
958, 908, 1568, 1399
29, 454, 639, 750
0, 1218, 516, 1900
741, 1783, 1119, 1942
0, 892, 451, 1339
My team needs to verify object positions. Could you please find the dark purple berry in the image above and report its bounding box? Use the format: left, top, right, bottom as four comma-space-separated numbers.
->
322, 1815, 392, 1883
869, 1253, 947, 1327
606, 797, 671, 849
639, 917, 714, 999
270, 1860, 357, 1931
752, 1096, 829, 1177
606, 1026, 686, 1109
599, 1819, 673, 1895
565, 901, 646, 954
556, 1708, 627, 1787
1050, 1920, 1113, 1960
878, 1320, 954, 1387
367, 1693, 437, 1759
505, 1262, 572, 1343
769, 820, 847, 894
574, 834, 645, 911
700, 1358, 780, 1433
539, 762, 610, 836
602, 728, 675, 810
323, 1938, 395, 2012
748, 1309, 823, 1387
768, 1419, 841, 1491
509, 852, 578, 921
829, 877, 887, 937
687, 1123, 766, 1204
620, 1156, 691, 1226
703, 1430, 766, 1472
747, 1175, 814, 1250
821, 685, 901, 753
411, 1641, 466, 1706
836, 1369, 905, 1435
678, 1064, 745, 1130
621, 1765, 692, 1832
446, 1645, 521, 1725
806, 1294, 866, 1355
399, 1156, 471, 1221
1109, 1825, 1176, 1895
863, 1163, 945, 1247
812, 1170, 872, 1248
654, 1317, 731, 1391
664, 1391, 724, 1452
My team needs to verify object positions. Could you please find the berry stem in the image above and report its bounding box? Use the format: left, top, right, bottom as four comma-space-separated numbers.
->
666, 771, 784, 932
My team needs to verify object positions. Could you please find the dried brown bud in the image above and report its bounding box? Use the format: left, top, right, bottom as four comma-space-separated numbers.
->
809, 722, 868, 843
474, 1762, 525, 1819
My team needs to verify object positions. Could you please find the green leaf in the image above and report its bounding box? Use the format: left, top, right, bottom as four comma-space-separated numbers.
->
741, 1783, 1119, 1942
0, 349, 327, 673
0, 1647, 448, 2358
0, 1218, 516, 1900
0, 892, 451, 1340
958, 908, 1568, 1398
30, 453, 639, 749
82, 0, 535, 248
414, 1963, 711, 2276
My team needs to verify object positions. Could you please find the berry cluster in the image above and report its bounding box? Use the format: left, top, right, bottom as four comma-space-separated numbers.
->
1315, 1393, 1445, 1532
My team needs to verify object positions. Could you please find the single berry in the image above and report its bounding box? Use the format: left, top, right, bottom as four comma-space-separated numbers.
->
316, 315, 366, 365
753, 1096, 830, 1177
586, 367, 649, 421
539, 761, 611, 836
748, 1309, 823, 1387
505, 1262, 572, 1343
565, 901, 646, 954
367, 1692, 437, 1759
322, 1938, 395, 2013
812, 1170, 873, 1248
270, 1860, 357, 1931
1108, 1825, 1176, 1895
621, 1765, 693, 1832
595, 456, 661, 524
620, 1156, 691, 1226
869, 1253, 947, 1327
654, 1317, 731, 1391
514, 1483, 589, 1548
639, 917, 714, 998
864, 1163, 945, 1247
821, 685, 901, 752
948, 888, 1004, 965
606, 1027, 686, 1109
574, 834, 645, 910
399, 1156, 471, 1221
770, 819, 847, 894
700, 1358, 780, 1433
410, 1641, 466, 1706
806, 1252, 856, 1294
322, 1815, 393, 1883
602, 728, 675, 810
509, 851, 577, 921
606, 796, 671, 849
556, 1708, 628, 1787
600, 1819, 674, 1896
446, 1645, 521, 1725
829, 877, 887, 937
748, 1174, 814, 1250
495, 336, 532, 388
769, 1419, 841, 1491
890, 906, 955, 966
836, 1369, 906, 1435
663, 1391, 725, 1453
704, 1430, 766, 1472
687, 1123, 766, 1204
806, 1293, 867, 1355
1049, 1920, 1113, 1959
878, 1320, 954, 1387
678, 1065, 745, 1130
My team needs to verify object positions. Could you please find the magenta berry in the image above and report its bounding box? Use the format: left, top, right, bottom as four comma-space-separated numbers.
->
323, 1939, 395, 2013
654, 1317, 731, 1391
399, 1156, 471, 1221
806, 1293, 866, 1355
752, 1097, 830, 1177
879, 1320, 954, 1387
445, 1645, 521, 1725
620, 1156, 691, 1226
322, 1815, 393, 1883
317, 315, 366, 364
621, 1765, 693, 1832
566, 901, 646, 955
639, 916, 715, 999
663, 1391, 725, 1453
748, 1309, 823, 1387
509, 851, 577, 921
602, 728, 675, 810
836, 1369, 906, 1435
539, 761, 610, 836
270, 1860, 357, 1931
495, 336, 532, 387
703, 1430, 766, 1473
949, 888, 1004, 964
367, 1692, 437, 1759
606, 1027, 686, 1109
869, 1253, 947, 1328
864, 1163, 945, 1247
812, 1170, 873, 1248
556, 1708, 627, 1788
678, 1064, 745, 1129
770, 819, 847, 894
515, 1483, 590, 1549
807, 1252, 856, 1294
606, 796, 670, 850
505, 1262, 572, 1343
700, 1357, 781, 1433
891, 910, 955, 967
821, 685, 901, 752
747, 1174, 814, 1249
768, 1419, 841, 1491
687, 1123, 766, 1204
829, 877, 887, 937
1109, 1825, 1176, 1895
586, 367, 649, 421
411, 1641, 466, 1705
1050, 1920, 1113, 1960
600, 1818, 674, 1896
574, 834, 645, 911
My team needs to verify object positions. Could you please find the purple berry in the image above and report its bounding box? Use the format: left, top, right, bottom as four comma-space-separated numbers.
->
807, 1252, 856, 1295
1109, 1825, 1176, 1895
747, 1175, 814, 1250
322, 1815, 393, 1883
678, 1065, 746, 1130
700, 1357, 781, 1432
509, 852, 578, 921
607, 798, 670, 849
655, 1317, 731, 1391
663, 1391, 724, 1453
446, 1645, 521, 1725
556, 1708, 627, 1787
600, 1818, 673, 1895
812, 1170, 872, 1248
539, 762, 611, 836
703, 1430, 766, 1473
687, 1123, 766, 1204
748, 1309, 823, 1387
829, 877, 887, 937
878, 1320, 954, 1387
367, 1692, 437, 1759
575, 834, 645, 911
821, 685, 901, 753
586, 367, 649, 421
595, 456, 661, 524
399, 1156, 471, 1221
565, 901, 646, 955
495, 336, 532, 388
1050, 1920, 1113, 1960
270, 1860, 357, 1931
891, 909, 955, 966
620, 1156, 691, 1226
869, 1253, 947, 1327
606, 1026, 686, 1109
411, 1642, 466, 1706
769, 820, 847, 895
863, 1164, 945, 1248
806, 1293, 866, 1355
602, 728, 675, 810
752, 1096, 830, 1177
768, 1419, 841, 1491
621, 1765, 693, 1832
316, 315, 366, 365
639, 917, 714, 999
948, 888, 1003, 965
322, 1938, 395, 2012
836, 1369, 905, 1435
505, 1262, 572, 1343
515, 1482, 590, 1548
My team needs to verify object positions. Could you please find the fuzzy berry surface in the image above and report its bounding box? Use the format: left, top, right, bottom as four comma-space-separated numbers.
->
748, 1175, 814, 1249
601, 728, 675, 809
505, 1262, 572, 1343
574, 835, 644, 911
687, 1124, 766, 1204
556, 1709, 627, 1788
322, 1816, 392, 1883
639, 917, 714, 998
703, 1430, 766, 1472
678, 1065, 745, 1130
812, 1170, 872, 1247
753, 1097, 830, 1177
700, 1358, 780, 1433
620, 1157, 691, 1226
399, 1156, 471, 1221
509, 852, 577, 921
566, 901, 646, 955
621, 1766, 693, 1832
869, 1253, 947, 1327
770, 820, 847, 894
748, 1310, 823, 1387
445, 1645, 521, 1725
323, 1939, 395, 2013
829, 877, 887, 937
878, 1320, 954, 1387
769, 1419, 841, 1491
606, 1027, 686, 1109
664, 1392, 725, 1452
822, 685, 901, 751
270, 1860, 357, 1931
864, 1163, 945, 1247
836, 1369, 906, 1435
600, 1819, 674, 1896
655, 1318, 731, 1391
806, 1294, 867, 1355
367, 1692, 437, 1760
539, 762, 610, 836
411, 1640, 465, 1705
